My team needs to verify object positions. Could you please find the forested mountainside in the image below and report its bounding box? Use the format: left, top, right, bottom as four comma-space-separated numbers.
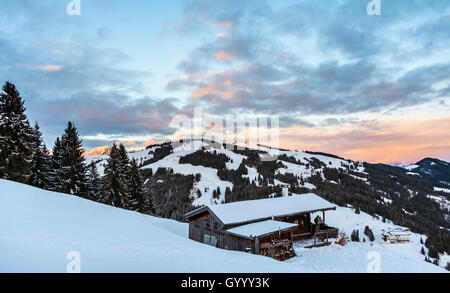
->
403, 158, 450, 183
85, 139, 450, 258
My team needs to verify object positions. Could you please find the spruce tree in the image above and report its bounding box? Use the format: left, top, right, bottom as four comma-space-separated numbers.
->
87, 161, 101, 200
59, 121, 88, 197
29, 122, 52, 189
117, 144, 136, 209
128, 158, 152, 213
0, 81, 34, 183
50, 137, 64, 192
98, 143, 129, 207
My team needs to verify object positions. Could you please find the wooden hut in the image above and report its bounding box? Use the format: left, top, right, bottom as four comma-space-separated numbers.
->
185, 193, 337, 260
382, 229, 411, 243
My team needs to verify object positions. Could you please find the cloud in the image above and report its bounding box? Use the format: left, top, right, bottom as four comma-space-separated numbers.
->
28, 65, 64, 72
165, 0, 450, 121
1, 0, 450, 162
279, 117, 450, 164
213, 50, 234, 61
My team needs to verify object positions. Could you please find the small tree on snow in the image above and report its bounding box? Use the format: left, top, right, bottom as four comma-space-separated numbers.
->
87, 161, 101, 200
351, 229, 360, 242
364, 226, 375, 242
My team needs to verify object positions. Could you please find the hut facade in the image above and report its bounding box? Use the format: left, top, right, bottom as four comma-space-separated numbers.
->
185, 193, 337, 260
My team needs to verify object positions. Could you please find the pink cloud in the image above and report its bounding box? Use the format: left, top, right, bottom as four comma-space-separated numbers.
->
213, 50, 234, 61
211, 20, 234, 29
29, 65, 64, 72
279, 117, 450, 164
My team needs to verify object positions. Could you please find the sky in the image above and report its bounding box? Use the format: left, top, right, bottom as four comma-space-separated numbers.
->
0, 0, 449, 164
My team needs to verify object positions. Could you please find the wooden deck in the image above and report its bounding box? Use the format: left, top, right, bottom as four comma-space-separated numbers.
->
293, 226, 339, 248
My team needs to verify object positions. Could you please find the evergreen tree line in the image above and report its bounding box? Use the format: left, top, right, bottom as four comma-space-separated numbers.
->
0, 81, 151, 214
144, 167, 196, 221
179, 149, 230, 170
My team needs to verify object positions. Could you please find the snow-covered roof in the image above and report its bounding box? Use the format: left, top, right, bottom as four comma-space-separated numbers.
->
226, 220, 298, 239
186, 193, 336, 225
384, 231, 411, 236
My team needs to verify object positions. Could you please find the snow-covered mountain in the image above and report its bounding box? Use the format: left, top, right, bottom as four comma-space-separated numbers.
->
0, 179, 446, 273
402, 158, 450, 184
82, 146, 111, 156
82, 139, 450, 267
85, 139, 448, 208
85, 140, 364, 206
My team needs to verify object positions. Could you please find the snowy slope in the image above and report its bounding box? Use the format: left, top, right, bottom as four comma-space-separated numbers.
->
0, 179, 446, 273
140, 141, 233, 206
85, 140, 369, 207
288, 207, 447, 273
0, 179, 301, 273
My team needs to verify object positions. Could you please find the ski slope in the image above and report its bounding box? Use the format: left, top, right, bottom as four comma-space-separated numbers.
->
0, 179, 446, 273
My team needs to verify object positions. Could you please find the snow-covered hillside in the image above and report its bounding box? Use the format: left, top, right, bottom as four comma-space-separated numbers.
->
0, 179, 297, 273
85, 140, 365, 206
0, 179, 446, 273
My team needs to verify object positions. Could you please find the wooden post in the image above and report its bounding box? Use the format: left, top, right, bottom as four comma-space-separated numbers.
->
255, 237, 260, 255
308, 213, 311, 232
322, 211, 325, 223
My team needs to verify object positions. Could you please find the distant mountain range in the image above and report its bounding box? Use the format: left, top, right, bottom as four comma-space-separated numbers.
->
83, 143, 450, 185
82, 146, 110, 156
402, 158, 450, 184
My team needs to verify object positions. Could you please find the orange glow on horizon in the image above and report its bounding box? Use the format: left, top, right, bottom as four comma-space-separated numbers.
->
277, 117, 450, 164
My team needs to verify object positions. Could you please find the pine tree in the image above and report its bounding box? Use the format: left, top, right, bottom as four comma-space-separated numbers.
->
98, 143, 129, 208
29, 122, 52, 189
117, 144, 139, 210
225, 186, 231, 199
50, 137, 64, 192
0, 81, 34, 183
59, 121, 88, 197
87, 161, 101, 200
117, 144, 131, 174
128, 158, 152, 213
